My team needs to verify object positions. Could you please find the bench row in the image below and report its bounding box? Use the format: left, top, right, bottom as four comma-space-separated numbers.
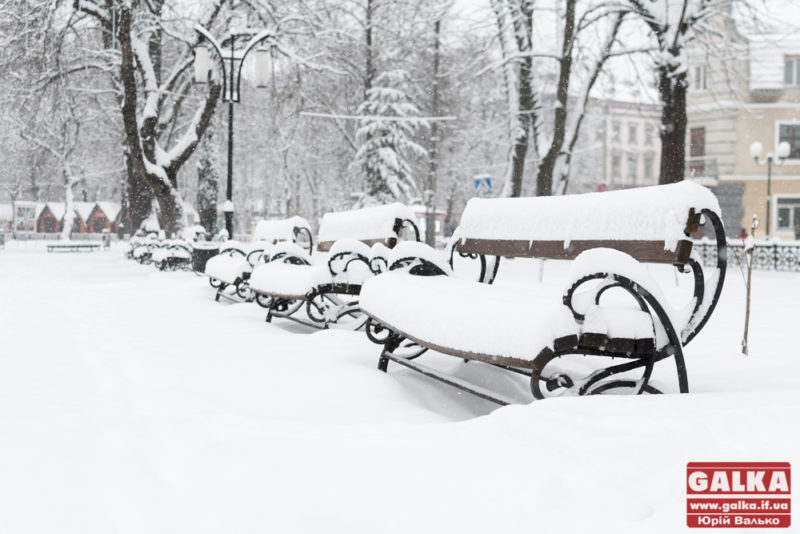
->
177, 182, 729, 405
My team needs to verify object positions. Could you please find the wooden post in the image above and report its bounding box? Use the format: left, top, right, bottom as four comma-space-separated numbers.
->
425, 18, 441, 247
742, 214, 758, 356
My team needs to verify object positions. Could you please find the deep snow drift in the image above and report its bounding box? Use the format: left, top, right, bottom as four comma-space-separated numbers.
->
0, 241, 797, 533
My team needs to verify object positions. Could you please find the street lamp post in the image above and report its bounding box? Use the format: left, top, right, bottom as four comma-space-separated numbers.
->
749, 141, 791, 240
194, 26, 273, 239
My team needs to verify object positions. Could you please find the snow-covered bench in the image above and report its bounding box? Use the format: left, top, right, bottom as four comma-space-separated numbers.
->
128, 233, 160, 264
249, 203, 419, 328
205, 216, 312, 302
360, 181, 728, 404
151, 239, 193, 271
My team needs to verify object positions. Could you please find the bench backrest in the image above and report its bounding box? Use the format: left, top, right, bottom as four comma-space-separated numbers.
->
252, 216, 311, 244
316, 203, 417, 252
456, 181, 719, 265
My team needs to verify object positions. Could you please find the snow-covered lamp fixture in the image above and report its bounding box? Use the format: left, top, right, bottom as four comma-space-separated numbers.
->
777, 141, 791, 160
194, 46, 209, 84
254, 48, 270, 88
751, 138, 789, 240
749, 141, 763, 160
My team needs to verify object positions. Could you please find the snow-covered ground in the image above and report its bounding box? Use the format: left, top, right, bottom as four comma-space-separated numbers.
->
1, 241, 797, 533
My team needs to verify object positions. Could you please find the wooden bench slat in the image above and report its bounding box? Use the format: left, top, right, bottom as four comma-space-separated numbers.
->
457, 238, 693, 265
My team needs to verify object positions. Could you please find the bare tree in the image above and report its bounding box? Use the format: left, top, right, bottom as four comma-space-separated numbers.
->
72, 0, 225, 234
622, 0, 732, 184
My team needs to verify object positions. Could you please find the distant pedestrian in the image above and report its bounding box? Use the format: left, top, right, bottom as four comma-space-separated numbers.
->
739, 228, 748, 241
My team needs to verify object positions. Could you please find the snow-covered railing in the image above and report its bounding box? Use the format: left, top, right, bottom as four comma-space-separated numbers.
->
693, 239, 800, 272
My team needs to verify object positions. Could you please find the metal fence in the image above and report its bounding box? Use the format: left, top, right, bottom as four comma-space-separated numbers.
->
693, 240, 800, 272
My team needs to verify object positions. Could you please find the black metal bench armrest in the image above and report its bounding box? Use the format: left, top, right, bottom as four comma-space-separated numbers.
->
293, 226, 314, 255
386, 242, 453, 277
446, 231, 500, 284
270, 251, 311, 265
393, 218, 421, 242
681, 209, 727, 345
246, 248, 267, 266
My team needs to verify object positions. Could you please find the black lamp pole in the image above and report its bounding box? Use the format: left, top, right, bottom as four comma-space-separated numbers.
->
195, 26, 273, 239
753, 150, 786, 240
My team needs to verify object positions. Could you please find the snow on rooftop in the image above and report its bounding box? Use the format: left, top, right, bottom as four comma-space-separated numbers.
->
74, 202, 95, 222
46, 202, 66, 220
748, 34, 800, 92
96, 201, 121, 220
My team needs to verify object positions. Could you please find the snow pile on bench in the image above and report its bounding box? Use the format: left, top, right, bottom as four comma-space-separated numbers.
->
458, 181, 719, 251
151, 242, 191, 263
268, 241, 313, 265
250, 241, 383, 300
205, 254, 252, 285
360, 247, 667, 362
317, 203, 414, 245
566, 248, 681, 345
253, 216, 311, 244
361, 271, 578, 362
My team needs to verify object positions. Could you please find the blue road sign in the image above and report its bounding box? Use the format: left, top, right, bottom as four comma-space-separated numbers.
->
474, 175, 492, 196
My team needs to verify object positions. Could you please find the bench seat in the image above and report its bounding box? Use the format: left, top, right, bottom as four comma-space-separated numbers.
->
205, 254, 253, 285
249, 260, 373, 300
362, 182, 728, 402
151, 246, 191, 263
360, 270, 655, 367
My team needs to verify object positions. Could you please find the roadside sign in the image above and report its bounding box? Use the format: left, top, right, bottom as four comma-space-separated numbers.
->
474, 175, 492, 196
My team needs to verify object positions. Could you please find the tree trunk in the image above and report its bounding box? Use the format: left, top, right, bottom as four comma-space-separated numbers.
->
535, 0, 576, 197
197, 113, 219, 235
61, 173, 76, 240
509, 53, 533, 198
364, 0, 375, 99
504, 0, 534, 198
153, 177, 182, 237
657, 51, 688, 184
125, 147, 153, 232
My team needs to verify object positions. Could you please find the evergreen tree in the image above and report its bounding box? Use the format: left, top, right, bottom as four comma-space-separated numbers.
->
354, 70, 426, 206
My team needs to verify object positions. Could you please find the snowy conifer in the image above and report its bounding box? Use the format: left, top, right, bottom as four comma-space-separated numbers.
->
354, 70, 427, 206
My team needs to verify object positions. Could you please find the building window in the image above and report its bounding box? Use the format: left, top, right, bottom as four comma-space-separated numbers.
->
611, 154, 621, 178
628, 124, 638, 144
785, 57, 800, 87
778, 123, 800, 159
690, 127, 706, 157
689, 127, 706, 176
612, 121, 621, 143
645, 124, 655, 145
627, 154, 637, 183
776, 197, 800, 235
693, 65, 708, 91
644, 154, 654, 180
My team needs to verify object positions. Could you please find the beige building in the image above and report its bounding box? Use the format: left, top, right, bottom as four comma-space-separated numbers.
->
687, 14, 800, 239
569, 98, 662, 193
